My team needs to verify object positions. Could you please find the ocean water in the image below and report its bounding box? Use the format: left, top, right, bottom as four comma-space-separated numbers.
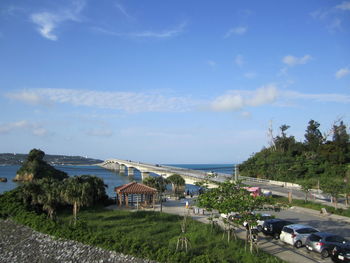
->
0, 164, 233, 197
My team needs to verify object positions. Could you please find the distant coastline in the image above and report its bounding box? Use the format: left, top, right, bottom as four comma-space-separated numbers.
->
0, 153, 103, 166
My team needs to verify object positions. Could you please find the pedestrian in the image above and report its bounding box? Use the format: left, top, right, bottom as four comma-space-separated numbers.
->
185, 201, 189, 209
190, 191, 193, 198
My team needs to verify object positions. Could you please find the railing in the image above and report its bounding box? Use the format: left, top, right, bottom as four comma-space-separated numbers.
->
104, 160, 301, 189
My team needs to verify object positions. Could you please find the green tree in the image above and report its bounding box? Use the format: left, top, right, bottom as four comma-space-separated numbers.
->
320, 178, 344, 208
304, 120, 323, 152
143, 176, 169, 212
197, 180, 270, 253
61, 176, 94, 225
36, 178, 63, 220
167, 174, 185, 199
297, 178, 316, 202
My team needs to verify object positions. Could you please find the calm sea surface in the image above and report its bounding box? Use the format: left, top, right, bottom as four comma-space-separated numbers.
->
0, 164, 233, 197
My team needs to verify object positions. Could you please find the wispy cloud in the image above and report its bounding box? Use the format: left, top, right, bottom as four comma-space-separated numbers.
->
6, 90, 51, 106
311, 2, 350, 32
30, 0, 85, 40
0, 120, 49, 136
93, 22, 187, 39
130, 22, 187, 39
114, 1, 133, 20
6, 88, 198, 113
282, 55, 312, 67
335, 67, 350, 79
336, 1, 350, 10
283, 91, 350, 103
234, 55, 244, 67
224, 26, 247, 38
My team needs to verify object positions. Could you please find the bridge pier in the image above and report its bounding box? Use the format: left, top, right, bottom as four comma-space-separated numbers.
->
128, 167, 134, 176
141, 171, 150, 181
119, 164, 126, 174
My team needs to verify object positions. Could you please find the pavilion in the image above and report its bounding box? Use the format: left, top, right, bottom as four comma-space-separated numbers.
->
114, 182, 157, 208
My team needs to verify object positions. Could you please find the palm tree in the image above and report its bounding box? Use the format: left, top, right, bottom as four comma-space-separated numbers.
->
143, 176, 169, 212
36, 178, 62, 220
61, 176, 94, 225
167, 174, 185, 199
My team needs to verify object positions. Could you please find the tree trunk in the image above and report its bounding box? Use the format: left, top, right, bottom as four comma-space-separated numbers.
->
73, 201, 77, 225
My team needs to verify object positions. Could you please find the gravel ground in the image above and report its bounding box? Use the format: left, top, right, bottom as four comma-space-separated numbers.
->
0, 219, 157, 263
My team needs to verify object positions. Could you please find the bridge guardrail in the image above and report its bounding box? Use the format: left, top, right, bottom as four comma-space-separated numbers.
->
103, 160, 301, 190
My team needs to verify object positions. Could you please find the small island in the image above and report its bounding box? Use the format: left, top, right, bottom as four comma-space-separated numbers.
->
13, 149, 69, 182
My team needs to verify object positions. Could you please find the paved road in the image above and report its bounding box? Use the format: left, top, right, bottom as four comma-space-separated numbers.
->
160, 198, 350, 263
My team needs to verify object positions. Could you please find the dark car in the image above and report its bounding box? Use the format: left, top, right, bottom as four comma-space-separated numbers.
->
305, 232, 349, 258
331, 243, 350, 262
261, 219, 293, 239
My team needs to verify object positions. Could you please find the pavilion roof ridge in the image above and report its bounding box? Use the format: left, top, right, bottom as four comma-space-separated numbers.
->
115, 181, 157, 194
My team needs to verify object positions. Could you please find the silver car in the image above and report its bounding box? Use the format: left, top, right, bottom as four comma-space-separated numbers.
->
305, 232, 349, 258
280, 224, 319, 248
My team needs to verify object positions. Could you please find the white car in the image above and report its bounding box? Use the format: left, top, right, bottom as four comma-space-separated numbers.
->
280, 224, 319, 248
243, 213, 273, 231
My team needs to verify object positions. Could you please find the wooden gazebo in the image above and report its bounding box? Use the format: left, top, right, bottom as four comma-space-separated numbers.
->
115, 182, 157, 208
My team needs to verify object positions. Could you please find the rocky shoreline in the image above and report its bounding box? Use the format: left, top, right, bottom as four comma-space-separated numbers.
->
0, 219, 157, 263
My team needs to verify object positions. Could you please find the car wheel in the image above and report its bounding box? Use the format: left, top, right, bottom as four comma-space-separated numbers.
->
321, 249, 330, 258
257, 225, 262, 232
274, 233, 280, 240
294, 240, 302, 248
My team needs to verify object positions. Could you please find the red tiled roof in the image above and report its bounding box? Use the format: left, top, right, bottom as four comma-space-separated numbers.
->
115, 182, 157, 194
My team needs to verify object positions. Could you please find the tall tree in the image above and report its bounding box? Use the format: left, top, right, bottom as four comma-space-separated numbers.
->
167, 174, 185, 199
61, 176, 94, 225
143, 176, 169, 212
304, 120, 323, 152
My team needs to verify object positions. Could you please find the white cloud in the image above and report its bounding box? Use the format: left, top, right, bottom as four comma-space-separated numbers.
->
224, 26, 247, 38
0, 120, 48, 136
234, 55, 244, 67
210, 84, 278, 112
210, 84, 350, 112
30, 0, 85, 40
282, 55, 312, 67
336, 1, 350, 10
7, 88, 198, 113
335, 67, 350, 79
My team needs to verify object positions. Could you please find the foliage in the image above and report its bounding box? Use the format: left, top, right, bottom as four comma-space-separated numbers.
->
239, 119, 350, 185
197, 180, 272, 252
143, 176, 169, 193
0, 189, 283, 263
11, 174, 107, 222
167, 174, 186, 198
16, 149, 68, 181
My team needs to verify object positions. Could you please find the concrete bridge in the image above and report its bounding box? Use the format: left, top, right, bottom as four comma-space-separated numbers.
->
100, 159, 231, 187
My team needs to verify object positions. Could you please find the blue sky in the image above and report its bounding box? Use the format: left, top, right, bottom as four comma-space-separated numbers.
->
0, 0, 349, 164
